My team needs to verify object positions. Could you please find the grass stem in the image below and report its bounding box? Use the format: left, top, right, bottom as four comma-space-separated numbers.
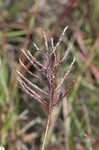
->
42, 113, 50, 150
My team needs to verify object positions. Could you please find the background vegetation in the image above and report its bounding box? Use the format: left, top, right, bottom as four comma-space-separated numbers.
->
0, 0, 99, 150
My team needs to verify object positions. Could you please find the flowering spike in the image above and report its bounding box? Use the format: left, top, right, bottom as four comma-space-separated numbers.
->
17, 26, 76, 150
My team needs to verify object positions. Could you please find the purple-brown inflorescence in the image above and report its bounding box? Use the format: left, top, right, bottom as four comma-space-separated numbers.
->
17, 26, 76, 150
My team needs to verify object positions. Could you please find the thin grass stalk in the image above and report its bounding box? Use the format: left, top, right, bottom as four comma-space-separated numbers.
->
41, 113, 50, 150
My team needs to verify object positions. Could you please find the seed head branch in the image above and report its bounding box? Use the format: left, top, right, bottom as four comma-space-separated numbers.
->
33, 42, 40, 51
17, 76, 42, 103
43, 31, 50, 68
56, 57, 75, 91
61, 80, 76, 99
52, 80, 76, 107
21, 49, 40, 70
17, 70, 48, 96
19, 58, 43, 81
21, 49, 46, 71
17, 76, 48, 108
51, 26, 68, 55
51, 38, 57, 65
27, 51, 46, 70
55, 42, 72, 67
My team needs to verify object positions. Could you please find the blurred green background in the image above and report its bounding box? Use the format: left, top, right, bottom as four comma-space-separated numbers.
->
0, 0, 99, 150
